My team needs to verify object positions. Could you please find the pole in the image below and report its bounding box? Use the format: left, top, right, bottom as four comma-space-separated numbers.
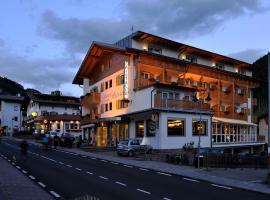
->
198, 100, 202, 168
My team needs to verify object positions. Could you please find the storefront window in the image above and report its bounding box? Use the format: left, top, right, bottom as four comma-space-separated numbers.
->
136, 121, 144, 137
192, 120, 207, 136
167, 119, 185, 136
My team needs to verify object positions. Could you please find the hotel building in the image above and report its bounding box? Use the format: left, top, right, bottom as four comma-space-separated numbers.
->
73, 31, 263, 152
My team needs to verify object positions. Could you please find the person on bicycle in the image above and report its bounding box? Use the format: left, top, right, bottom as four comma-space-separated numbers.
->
20, 140, 29, 156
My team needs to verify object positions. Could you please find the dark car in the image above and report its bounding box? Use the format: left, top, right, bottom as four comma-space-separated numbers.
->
60, 133, 75, 148
116, 139, 152, 157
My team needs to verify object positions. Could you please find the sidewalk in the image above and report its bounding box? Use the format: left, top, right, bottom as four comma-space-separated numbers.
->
0, 157, 53, 200
8, 137, 270, 195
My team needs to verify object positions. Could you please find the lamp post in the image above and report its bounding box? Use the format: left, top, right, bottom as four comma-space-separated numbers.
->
193, 91, 211, 168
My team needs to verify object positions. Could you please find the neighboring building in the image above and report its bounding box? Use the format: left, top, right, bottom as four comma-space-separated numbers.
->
0, 94, 24, 135
73, 31, 262, 152
26, 90, 81, 136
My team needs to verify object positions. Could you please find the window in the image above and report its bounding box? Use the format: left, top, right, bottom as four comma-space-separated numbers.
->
148, 44, 162, 55
141, 72, 150, 79
167, 119, 185, 136
13, 117, 18, 121
101, 82, 104, 92
135, 121, 144, 137
100, 104, 104, 113
109, 102, 112, 111
162, 92, 168, 100
116, 100, 128, 109
117, 74, 125, 85
105, 81, 108, 90
105, 104, 108, 112
239, 69, 246, 75
175, 93, 180, 100
101, 64, 104, 72
192, 120, 207, 136
186, 55, 197, 63
168, 92, 174, 100
109, 79, 112, 88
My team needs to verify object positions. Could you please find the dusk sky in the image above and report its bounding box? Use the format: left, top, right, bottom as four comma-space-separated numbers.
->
0, 0, 269, 97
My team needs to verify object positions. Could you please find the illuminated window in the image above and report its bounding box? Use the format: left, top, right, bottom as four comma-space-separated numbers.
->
136, 121, 144, 137
192, 120, 207, 136
167, 119, 185, 136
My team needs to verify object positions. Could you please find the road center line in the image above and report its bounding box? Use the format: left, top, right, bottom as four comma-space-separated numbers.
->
163, 197, 172, 200
86, 171, 93, 175
211, 184, 232, 190
50, 191, 61, 198
123, 165, 133, 168
59, 161, 64, 165
183, 178, 200, 182
29, 175, 36, 180
157, 172, 171, 176
115, 181, 127, 187
111, 162, 119, 165
22, 170, 27, 174
136, 188, 151, 195
75, 168, 82, 171
66, 164, 72, 168
38, 182, 46, 187
139, 168, 148, 171
91, 157, 96, 160
99, 176, 108, 180
100, 159, 108, 162
16, 166, 21, 169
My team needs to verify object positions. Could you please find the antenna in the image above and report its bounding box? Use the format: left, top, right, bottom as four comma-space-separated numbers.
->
131, 25, 134, 33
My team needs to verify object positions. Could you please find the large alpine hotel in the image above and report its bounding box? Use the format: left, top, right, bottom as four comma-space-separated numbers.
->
73, 31, 264, 153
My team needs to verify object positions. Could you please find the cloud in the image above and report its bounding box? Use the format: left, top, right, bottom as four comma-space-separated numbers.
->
37, 0, 267, 54
227, 49, 267, 63
0, 47, 81, 95
0, 38, 5, 47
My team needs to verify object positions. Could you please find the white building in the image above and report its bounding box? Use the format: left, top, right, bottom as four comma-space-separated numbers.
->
0, 94, 24, 135
26, 90, 81, 136
73, 31, 262, 152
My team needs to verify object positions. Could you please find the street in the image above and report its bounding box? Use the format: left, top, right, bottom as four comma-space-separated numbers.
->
0, 139, 269, 200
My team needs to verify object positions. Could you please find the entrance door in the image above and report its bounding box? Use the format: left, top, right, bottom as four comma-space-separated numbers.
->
97, 127, 107, 147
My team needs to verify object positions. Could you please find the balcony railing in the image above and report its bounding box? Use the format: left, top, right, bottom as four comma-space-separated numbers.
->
81, 113, 100, 124
81, 92, 101, 109
154, 94, 211, 111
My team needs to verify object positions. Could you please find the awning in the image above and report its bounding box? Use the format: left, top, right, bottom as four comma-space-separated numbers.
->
81, 124, 95, 129
212, 117, 257, 126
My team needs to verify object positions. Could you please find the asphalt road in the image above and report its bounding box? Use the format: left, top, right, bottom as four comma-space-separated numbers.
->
0, 139, 269, 200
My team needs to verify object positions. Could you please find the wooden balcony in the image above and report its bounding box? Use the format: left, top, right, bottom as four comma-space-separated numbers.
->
81, 113, 100, 125
154, 94, 211, 111
134, 78, 156, 90
81, 92, 100, 109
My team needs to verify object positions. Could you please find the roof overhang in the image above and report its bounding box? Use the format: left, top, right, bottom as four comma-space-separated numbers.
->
212, 117, 257, 126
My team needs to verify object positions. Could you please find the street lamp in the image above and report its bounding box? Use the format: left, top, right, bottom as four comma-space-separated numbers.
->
193, 91, 212, 168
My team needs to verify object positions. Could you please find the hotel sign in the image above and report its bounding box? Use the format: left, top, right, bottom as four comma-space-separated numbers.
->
124, 61, 129, 100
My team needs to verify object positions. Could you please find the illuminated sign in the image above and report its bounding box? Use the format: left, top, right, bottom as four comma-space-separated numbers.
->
124, 61, 129, 99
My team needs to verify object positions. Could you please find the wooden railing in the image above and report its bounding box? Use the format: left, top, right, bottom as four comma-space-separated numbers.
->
81, 113, 100, 125
154, 95, 211, 111
81, 92, 100, 109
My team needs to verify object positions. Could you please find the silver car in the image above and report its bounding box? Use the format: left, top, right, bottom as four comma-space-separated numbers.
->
116, 139, 153, 157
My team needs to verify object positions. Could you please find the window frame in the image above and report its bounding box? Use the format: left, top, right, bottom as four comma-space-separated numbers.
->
192, 119, 208, 136
135, 120, 144, 138
167, 118, 186, 137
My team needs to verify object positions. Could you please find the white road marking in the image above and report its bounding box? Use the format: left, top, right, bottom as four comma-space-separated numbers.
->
11, 162, 15, 165
50, 191, 61, 198
29, 175, 36, 180
59, 161, 64, 165
115, 181, 127, 187
163, 197, 172, 200
137, 188, 151, 195
16, 166, 21, 169
111, 162, 119, 165
66, 164, 72, 168
82, 155, 87, 158
91, 157, 96, 160
211, 184, 232, 190
99, 176, 108, 180
8, 159, 11, 162
75, 167, 82, 171
22, 170, 27, 174
40, 155, 57, 163
100, 160, 108, 162
38, 182, 46, 187
139, 168, 148, 171
123, 165, 133, 168
183, 178, 200, 183
157, 172, 171, 176
86, 171, 93, 175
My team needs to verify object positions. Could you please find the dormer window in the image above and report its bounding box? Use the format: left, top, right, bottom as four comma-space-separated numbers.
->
186, 55, 197, 63
216, 63, 224, 70
239, 69, 246, 75
148, 44, 162, 55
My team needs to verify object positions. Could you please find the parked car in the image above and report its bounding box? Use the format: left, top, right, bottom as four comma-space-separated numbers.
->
116, 139, 153, 157
60, 133, 75, 148
48, 131, 59, 139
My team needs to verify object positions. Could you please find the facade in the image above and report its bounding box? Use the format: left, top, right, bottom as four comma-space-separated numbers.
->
73, 31, 262, 151
0, 94, 24, 135
26, 90, 81, 136
258, 114, 268, 143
